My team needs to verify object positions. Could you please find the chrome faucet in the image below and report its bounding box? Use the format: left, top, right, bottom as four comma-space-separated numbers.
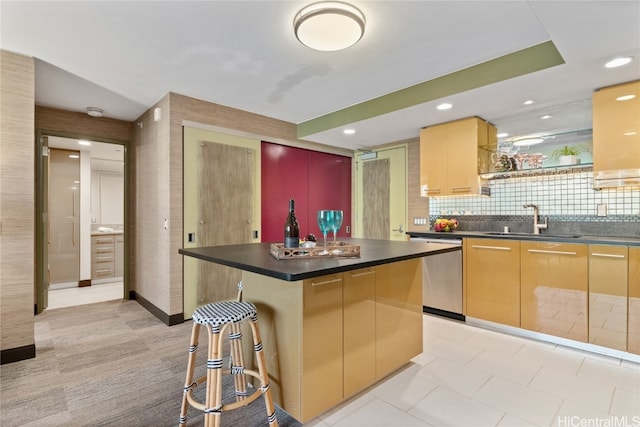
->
523, 204, 548, 234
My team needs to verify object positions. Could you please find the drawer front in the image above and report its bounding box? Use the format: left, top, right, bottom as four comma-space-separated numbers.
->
94, 253, 115, 263
93, 262, 115, 278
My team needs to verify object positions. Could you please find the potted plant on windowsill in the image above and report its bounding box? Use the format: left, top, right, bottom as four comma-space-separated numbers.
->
549, 144, 591, 166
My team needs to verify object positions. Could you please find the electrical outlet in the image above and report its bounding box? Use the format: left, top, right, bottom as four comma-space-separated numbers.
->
597, 204, 607, 217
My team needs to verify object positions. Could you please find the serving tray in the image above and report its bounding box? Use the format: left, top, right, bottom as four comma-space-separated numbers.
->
270, 241, 360, 260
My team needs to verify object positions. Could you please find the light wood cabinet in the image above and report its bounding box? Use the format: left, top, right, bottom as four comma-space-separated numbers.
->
593, 80, 640, 187
92, 234, 115, 280
375, 259, 422, 379
343, 267, 376, 398
114, 234, 124, 277
629, 247, 640, 355
465, 238, 521, 327
242, 258, 423, 422
420, 117, 495, 196
588, 245, 628, 351
520, 241, 588, 342
302, 273, 343, 421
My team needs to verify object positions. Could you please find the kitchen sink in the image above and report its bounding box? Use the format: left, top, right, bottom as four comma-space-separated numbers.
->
485, 232, 582, 238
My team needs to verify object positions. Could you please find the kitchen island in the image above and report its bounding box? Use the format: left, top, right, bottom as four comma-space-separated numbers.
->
179, 238, 459, 422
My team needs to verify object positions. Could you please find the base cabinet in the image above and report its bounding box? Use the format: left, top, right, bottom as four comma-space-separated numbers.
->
375, 259, 422, 379
465, 238, 521, 327
242, 258, 423, 422
343, 267, 376, 398
520, 241, 588, 342
302, 274, 344, 421
588, 245, 628, 351
629, 247, 640, 355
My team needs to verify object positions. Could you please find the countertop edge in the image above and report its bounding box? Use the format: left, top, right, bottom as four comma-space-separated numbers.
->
179, 243, 460, 281
407, 231, 640, 246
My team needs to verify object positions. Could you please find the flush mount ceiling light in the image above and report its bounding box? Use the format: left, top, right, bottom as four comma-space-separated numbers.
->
86, 107, 103, 117
294, 1, 365, 51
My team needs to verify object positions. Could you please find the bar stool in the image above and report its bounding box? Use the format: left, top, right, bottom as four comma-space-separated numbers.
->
179, 295, 278, 427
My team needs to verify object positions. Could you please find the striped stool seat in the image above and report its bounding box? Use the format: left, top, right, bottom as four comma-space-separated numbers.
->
179, 298, 278, 427
192, 301, 257, 329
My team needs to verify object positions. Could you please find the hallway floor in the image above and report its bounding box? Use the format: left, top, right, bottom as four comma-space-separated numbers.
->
47, 282, 123, 309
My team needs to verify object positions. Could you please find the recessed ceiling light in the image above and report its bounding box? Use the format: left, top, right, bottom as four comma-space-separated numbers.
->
616, 94, 636, 101
605, 56, 634, 68
523, 100, 534, 105
78, 140, 91, 146
541, 115, 552, 120
497, 132, 509, 138
343, 129, 356, 135
436, 103, 452, 110
293, 1, 365, 51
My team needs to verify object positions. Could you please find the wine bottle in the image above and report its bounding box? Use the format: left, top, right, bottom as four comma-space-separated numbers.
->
283, 198, 300, 248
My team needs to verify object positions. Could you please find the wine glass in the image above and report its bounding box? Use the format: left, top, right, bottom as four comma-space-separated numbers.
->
330, 210, 343, 243
317, 210, 332, 247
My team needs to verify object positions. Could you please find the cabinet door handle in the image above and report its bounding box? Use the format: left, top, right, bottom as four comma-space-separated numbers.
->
591, 253, 625, 259
311, 278, 342, 286
528, 249, 577, 256
349, 270, 375, 277
451, 187, 471, 192
472, 245, 511, 251
427, 189, 441, 194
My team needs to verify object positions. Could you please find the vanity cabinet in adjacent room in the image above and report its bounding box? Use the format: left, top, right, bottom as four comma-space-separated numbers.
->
92, 234, 115, 281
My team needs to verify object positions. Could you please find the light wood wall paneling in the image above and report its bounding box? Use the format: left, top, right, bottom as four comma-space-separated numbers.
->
1, 50, 36, 357
406, 138, 430, 233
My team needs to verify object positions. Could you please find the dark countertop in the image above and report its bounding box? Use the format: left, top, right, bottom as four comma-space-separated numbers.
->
179, 238, 461, 281
407, 230, 640, 246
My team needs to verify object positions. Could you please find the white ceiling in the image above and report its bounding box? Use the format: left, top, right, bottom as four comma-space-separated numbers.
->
1, 1, 639, 151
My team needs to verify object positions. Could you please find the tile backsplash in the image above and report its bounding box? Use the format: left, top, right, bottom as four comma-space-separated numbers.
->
430, 169, 640, 219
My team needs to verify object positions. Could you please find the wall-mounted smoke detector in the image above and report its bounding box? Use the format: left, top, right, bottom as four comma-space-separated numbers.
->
86, 107, 103, 117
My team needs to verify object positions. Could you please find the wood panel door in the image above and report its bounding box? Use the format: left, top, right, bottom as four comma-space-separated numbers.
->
362, 159, 389, 240
355, 146, 406, 241
183, 127, 260, 317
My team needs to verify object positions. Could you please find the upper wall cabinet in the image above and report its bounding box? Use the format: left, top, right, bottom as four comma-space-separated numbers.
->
420, 117, 495, 197
593, 80, 640, 188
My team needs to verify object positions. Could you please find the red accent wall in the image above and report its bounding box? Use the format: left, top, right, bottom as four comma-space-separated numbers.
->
261, 142, 351, 243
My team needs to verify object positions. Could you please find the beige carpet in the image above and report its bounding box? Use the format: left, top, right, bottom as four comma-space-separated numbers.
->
0, 299, 301, 426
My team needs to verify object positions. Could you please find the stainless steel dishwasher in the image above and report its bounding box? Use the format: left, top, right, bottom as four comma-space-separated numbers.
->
411, 236, 464, 321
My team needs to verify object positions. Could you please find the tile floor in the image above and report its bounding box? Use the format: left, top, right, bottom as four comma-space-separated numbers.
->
40, 289, 640, 427
47, 281, 123, 309
308, 315, 640, 427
